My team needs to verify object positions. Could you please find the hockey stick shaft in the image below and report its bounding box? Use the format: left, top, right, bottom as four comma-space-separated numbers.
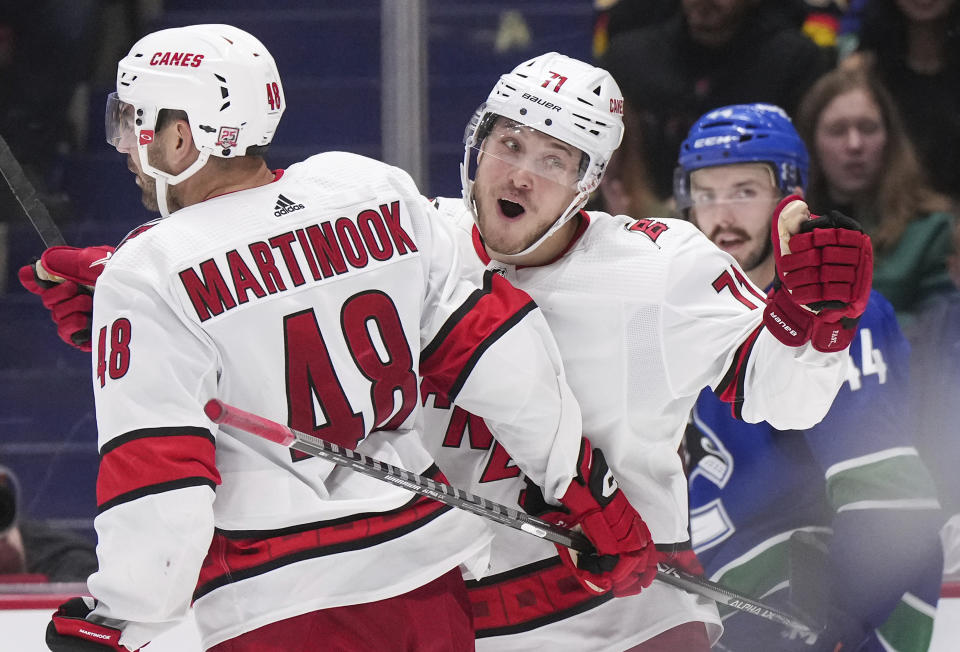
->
203, 398, 816, 633
0, 132, 66, 247
203, 398, 591, 551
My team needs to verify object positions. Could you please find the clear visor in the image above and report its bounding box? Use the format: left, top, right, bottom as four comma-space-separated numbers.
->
674, 165, 780, 212
469, 116, 586, 191
105, 92, 137, 151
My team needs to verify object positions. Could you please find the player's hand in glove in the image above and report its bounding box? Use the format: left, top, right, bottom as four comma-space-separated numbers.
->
18, 245, 114, 352
763, 196, 872, 352
610, 545, 705, 597
46, 596, 136, 651
520, 438, 653, 596
657, 546, 704, 575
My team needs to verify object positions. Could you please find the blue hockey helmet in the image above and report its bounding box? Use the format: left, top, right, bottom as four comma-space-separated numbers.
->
674, 103, 808, 210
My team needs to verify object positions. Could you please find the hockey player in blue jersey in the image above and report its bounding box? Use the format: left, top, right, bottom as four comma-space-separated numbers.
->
677, 103, 945, 651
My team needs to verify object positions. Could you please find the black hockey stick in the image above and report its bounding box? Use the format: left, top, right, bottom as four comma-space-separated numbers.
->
203, 398, 818, 634
0, 132, 66, 247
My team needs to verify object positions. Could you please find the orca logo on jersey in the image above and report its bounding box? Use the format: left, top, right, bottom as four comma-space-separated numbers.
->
274, 194, 305, 217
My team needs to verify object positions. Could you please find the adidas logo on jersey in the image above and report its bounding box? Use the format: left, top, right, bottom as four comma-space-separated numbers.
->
274, 194, 305, 217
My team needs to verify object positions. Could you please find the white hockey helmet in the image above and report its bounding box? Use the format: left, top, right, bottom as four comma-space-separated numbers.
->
105, 24, 284, 215
461, 52, 624, 256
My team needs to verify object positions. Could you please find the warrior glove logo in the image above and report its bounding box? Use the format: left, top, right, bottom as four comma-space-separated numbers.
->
601, 468, 618, 498
274, 194, 305, 217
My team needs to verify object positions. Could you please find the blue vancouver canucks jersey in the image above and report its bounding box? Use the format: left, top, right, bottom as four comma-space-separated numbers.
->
688, 291, 944, 652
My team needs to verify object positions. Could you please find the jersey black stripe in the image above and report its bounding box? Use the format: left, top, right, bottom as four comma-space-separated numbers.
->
420, 270, 496, 362
99, 426, 214, 456
468, 555, 561, 586
714, 325, 763, 421
192, 504, 452, 601
97, 477, 217, 514
473, 594, 614, 638
447, 300, 537, 402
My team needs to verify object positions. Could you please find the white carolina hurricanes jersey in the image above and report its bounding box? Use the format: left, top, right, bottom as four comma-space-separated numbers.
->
422, 198, 849, 650
86, 153, 583, 650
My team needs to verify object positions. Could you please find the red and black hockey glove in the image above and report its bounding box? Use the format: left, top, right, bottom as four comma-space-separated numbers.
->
520, 438, 653, 596
18, 245, 114, 352
46, 596, 136, 651
657, 546, 704, 576
612, 544, 705, 597
764, 196, 872, 352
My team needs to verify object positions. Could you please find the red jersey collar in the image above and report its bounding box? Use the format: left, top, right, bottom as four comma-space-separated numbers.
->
470, 210, 591, 269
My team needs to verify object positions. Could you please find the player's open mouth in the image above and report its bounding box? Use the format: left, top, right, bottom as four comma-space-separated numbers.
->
498, 199, 525, 219
715, 234, 745, 248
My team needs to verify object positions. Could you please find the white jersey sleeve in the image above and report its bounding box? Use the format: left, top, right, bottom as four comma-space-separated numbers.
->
659, 220, 847, 429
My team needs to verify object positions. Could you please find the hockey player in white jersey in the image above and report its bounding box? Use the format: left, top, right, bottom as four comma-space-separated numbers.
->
421, 53, 873, 650
28, 26, 656, 652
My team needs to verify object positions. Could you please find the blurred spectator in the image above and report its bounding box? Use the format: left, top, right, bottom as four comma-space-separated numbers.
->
591, 0, 679, 59
679, 102, 944, 652
598, 0, 830, 219
797, 0, 869, 60
0, 464, 96, 582
906, 217, 960, 582
795, 63, 957, 324
0, 1, 100, 199
853, 0, 960, 206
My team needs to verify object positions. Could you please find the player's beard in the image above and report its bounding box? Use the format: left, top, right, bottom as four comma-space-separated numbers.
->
138, 174, 160, 212
710, 225, 773, 274
474, 190, 559, 256
127, 154, 159, 212
740, 229, 773, 274
137, 148, 185, 214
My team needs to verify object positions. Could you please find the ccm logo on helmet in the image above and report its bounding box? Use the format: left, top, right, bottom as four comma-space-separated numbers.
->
610, 98, 624, 115
521, 92, 562, 112
149, 52, 205, 67
693, 135, 739, 148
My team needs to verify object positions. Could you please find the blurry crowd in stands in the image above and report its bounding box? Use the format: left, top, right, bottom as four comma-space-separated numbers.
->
0, 464, 95, 582
0, 1, 159, 292
592, 0, 960, 578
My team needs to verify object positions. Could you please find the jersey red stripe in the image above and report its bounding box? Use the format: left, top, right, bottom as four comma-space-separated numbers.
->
97, 431, 220, 509
468, 557, 610, 637
421, 271, 537, 401
716, 324, 764, 420
193, 484, 451, 600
